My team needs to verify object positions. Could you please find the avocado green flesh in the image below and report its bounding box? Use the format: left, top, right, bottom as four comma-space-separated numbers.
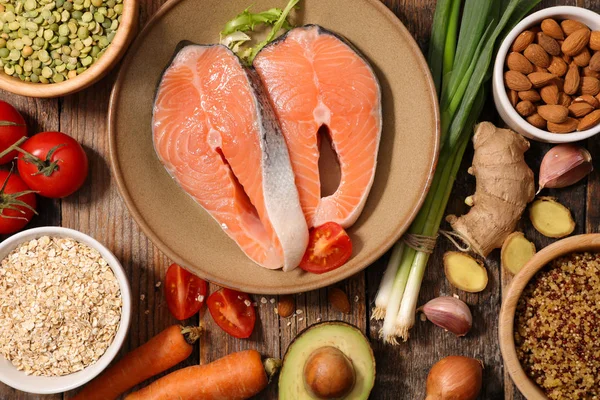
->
279, 322, 375, 400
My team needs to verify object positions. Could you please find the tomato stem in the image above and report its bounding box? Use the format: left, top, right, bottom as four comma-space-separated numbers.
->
0, 166, 38, 220
0, 136, 65, 177
0, 120, 26, 127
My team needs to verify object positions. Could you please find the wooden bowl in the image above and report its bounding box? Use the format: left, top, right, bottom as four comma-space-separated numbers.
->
0, 1, 139, 98
499, 234, 600, 399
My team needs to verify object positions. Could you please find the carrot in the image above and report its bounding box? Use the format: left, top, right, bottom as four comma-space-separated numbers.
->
73, 325, 202, 400
125, 350, 269, 400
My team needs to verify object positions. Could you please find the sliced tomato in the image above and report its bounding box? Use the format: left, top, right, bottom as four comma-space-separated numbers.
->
207, 288, 256, 339
164, 263, 208, 320
299, 222, 353, 274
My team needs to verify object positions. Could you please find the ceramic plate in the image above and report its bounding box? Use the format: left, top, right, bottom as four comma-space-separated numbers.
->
108, 0, 439, 294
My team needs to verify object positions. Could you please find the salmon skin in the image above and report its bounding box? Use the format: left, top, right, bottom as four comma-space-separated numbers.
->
254, 25, 383, 228
153, 44, 308, 271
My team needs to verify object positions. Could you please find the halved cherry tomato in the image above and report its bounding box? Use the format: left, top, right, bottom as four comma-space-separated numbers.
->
207, 288, 256, 339
164, 263, 208, 320
0, 100, 27, 165
299, 222, 353, 274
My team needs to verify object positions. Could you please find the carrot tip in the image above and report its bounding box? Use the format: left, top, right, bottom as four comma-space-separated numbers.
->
180, 325, 203, 345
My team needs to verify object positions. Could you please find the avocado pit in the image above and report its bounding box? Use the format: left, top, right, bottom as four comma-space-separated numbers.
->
303, 346, 356, 399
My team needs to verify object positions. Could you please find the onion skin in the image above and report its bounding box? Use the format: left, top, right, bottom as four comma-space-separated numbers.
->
425, 356, 483, 400
538, 144, 593, 191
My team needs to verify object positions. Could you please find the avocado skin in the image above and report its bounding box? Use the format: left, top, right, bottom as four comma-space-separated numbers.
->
278, 321, 375, 400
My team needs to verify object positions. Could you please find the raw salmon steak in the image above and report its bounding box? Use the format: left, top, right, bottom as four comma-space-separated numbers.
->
254, 25, 382, 228
153, 44, 308, 271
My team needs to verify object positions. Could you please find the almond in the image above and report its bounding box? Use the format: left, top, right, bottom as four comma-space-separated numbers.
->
578, 109, 600, 130
573, 94, 600, 108
508, 89, 519, 107
527, 71, 557, 88
558, 92, 573, 108
538, 104, 569, 123
589, 51, 600, 72
555, 78, 564, 93
516, 100, 536, 117
561, 20, 587, 36
518, 89, 541, 102
591, 31, 600, 51
527, 113, 547, 130
505, 70, 532, 91
506, 52, 534, 74
524, 43, 551, 68
540, 84, 559, 105
512, 30, 536, 52
537, 32, 561, 56
561, 28, 591, 56
541, 18, 564, 40
573, 48, 591, 67
562, 53, 572, 64
548, 117, 579, 133
277, 295, 295, 318
328, 288, 351, 314
583, 66, 600, 79
548, 56, 568, 76
569, 102, 595, 118
533, 65, 548, 73
564, 63, 581, 95
581, 76, 600, 95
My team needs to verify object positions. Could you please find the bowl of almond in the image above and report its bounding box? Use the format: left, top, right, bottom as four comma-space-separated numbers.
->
493, 6, 600, 143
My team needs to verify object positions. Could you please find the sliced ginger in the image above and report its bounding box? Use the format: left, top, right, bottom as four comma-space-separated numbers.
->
443, 252, 488, 293
501, 232, 536, 275
529, 197, 575, 238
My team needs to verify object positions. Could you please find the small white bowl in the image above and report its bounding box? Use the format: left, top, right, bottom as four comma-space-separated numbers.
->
0, 227, 131, 394
493, 6, 600, 143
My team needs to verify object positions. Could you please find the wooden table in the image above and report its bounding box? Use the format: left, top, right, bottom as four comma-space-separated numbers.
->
0, 0, 598, 398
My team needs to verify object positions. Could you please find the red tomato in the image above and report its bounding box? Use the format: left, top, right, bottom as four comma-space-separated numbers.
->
207, 288, 256, 338
17, 131, 88, 198
0, 100, 27, 165
0, 170, 36, 234
164, 263, 208, 320
299, 222, 353, 274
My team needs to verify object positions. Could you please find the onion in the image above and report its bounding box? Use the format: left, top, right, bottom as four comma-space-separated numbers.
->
425, 356, 483, 400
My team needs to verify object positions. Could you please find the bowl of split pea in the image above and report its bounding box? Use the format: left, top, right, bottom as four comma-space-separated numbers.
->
0, 0, 138, 98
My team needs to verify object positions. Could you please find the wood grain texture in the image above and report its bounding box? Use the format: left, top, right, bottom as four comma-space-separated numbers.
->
0, 0, 594, 399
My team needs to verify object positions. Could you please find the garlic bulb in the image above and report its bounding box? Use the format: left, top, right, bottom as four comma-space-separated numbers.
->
422, 296, 473, 337
539, 144, 593, 191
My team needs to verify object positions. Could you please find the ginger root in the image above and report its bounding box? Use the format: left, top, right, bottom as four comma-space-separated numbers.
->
446, 122, 535, 258
443, 252, 488, 293
501, 232, 536, 275
529, 197, 575, 238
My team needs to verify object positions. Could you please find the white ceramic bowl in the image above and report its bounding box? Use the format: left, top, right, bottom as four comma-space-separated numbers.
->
493, 6, 600, 143
0, 227, 131, 394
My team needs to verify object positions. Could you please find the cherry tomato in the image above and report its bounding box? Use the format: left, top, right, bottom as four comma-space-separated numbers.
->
17, 131, 88, 198
164, 263, 208, 320
0, 170, 36, 234
207, 288, 256, 338
299, 222, 353, 274
0, 100, 27, 165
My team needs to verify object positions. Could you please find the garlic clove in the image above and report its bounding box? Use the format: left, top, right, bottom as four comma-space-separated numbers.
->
421, 296, 473, 337
539, 144, 593, 192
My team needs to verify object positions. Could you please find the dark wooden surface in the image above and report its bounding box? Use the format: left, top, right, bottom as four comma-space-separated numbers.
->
0, 0, 597, 399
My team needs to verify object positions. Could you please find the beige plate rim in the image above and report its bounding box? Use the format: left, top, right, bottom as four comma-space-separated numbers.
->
107, 0, 440, 294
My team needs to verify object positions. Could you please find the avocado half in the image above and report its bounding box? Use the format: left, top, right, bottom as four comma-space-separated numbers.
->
278, 321, 376, 400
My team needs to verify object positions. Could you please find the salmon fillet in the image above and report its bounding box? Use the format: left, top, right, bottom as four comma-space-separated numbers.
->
254, 25, 382, 228
153, 44, 308, 271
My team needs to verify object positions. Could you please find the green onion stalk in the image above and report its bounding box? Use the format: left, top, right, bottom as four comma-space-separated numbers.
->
373, 0, 540, 344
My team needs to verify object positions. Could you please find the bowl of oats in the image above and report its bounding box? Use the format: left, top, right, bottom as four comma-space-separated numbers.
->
0, 226, 131, 394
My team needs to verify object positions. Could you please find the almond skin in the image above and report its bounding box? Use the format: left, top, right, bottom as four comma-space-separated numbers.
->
328, 288, 351, 314
548, 56, 568, 76
573, 94, 600, 108
558, 92, 573, 108
527, 113, 547, 129
524, 43, 551, 67
564, 62, 581, 95
508, 89, 519, 107
591, 31, 600, 51
569, 102, 595, 117
527, 71, 557, 88
538, 104, 569, 123
505, 70, 532, 91
548, 117, 579, 133
589, 51, 600, 72
541, 18, 564, 40
540, 84, 559, 105
516, 100, 536, 117
562, 28, 591, 56
512, 30, 536, 52
561, 20, 587, 36
583, 66, 600, 79
506, 52, 534, 74
578, 109, 600, 130
573, 48, 591, 67
518, 89, 541, 102
537, 32, 561, 56
581, 76, 600, 95
277, 295, 295, 318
